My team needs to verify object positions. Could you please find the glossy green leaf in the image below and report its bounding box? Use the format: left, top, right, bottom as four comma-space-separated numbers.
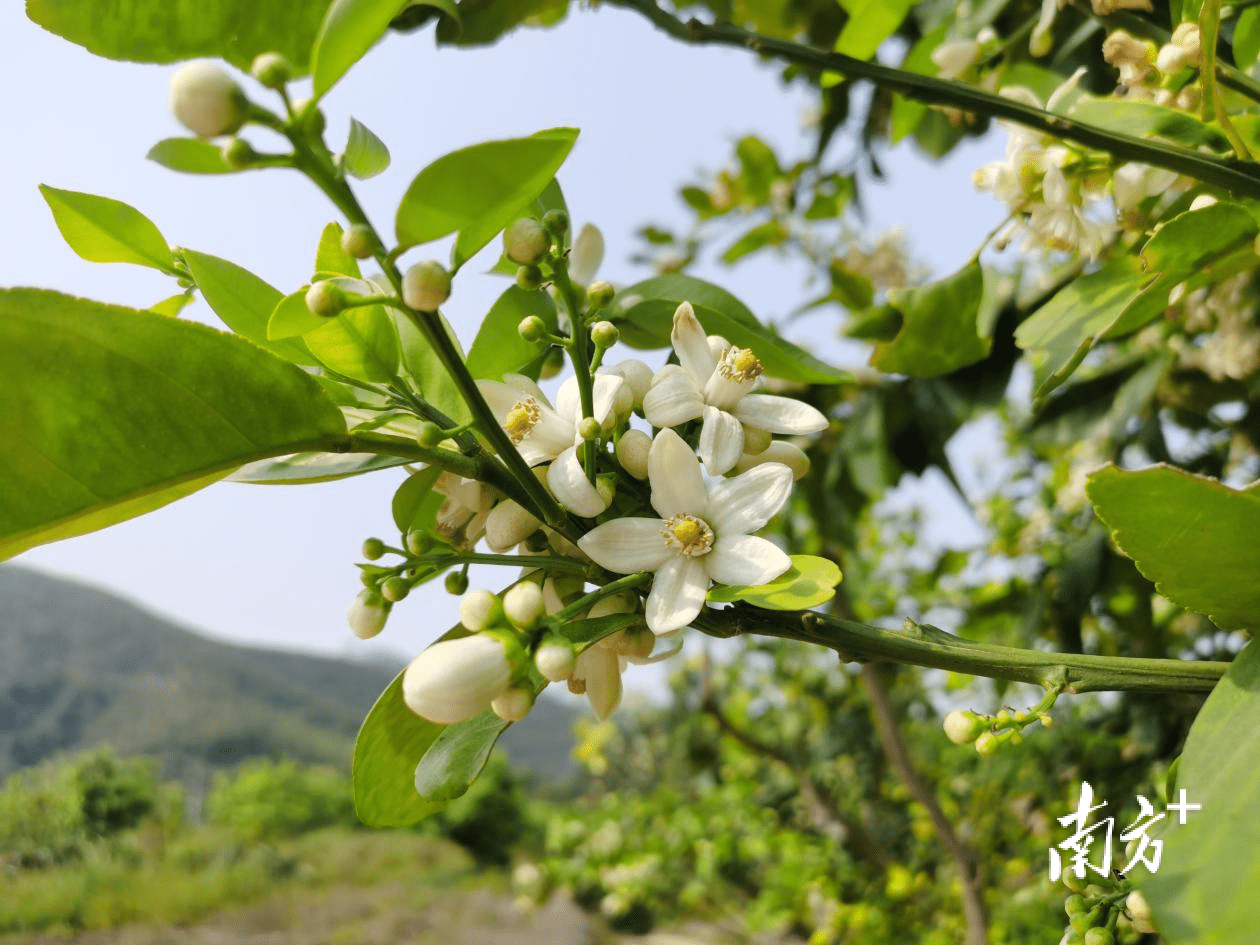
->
0, 289, 347, 560
149, 291, 193, 318
720, 220, 788, 265
229, 452, 409, 484
392, 465, 445, 533
414, 710, 510, 803
871, 262, 989, 378
304, 304, 401, 384
181, 250, 313, 364
707, 555, 843, 610
834, 0, 916, 60
1068, 97, 1228, 150
147, 138, 237, 175
39, 185, 176, 274
466, 285, 556, 379
395, 128, 579, 269
395, 311, 473, 426
612, 274, 848, 384
315, 222, 362, 278
27, 0, 325, 73
1139, 203, 1257, 282
311, 0, 406, 98
1136, 641, 1258, 943
352, 670, 448, 827
1086, 465, 1260, 631
269, 287, 325, 340
342, 118, 391, 179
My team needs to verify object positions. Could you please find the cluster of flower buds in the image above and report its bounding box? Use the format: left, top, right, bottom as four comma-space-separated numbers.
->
943, 696, 1055, 755
1056, 876, 1156, 944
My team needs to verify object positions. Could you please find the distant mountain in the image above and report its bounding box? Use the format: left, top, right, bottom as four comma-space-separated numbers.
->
0, 566, 579, 783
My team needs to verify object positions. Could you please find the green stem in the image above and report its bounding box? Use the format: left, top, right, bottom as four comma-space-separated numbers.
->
548, 572, 652, 624
610, 0, 1260, 197
420, 551, 590, 576
1201, 0, 1254, 160
550, 257, 598, 482
344, 431, 481, 477
694, 607, 1229, 694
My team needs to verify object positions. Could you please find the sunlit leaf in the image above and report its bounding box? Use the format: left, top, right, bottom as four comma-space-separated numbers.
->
40, 185, 176, 274
707, 555, 843, 610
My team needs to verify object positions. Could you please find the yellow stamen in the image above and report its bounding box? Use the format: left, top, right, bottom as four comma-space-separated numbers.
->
504, 398, 541, 443
661, 513, 714, 557
718, 346, 764, 383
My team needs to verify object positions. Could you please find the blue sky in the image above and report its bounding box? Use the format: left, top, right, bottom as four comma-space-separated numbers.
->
2, 4, 1003, 681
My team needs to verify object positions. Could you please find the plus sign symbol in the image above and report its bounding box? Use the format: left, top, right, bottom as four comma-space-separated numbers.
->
1167, 789, 1202, 825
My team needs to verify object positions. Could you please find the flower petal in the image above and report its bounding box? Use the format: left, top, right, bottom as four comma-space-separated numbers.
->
705, 534, 791, 587
734, 394, 828, 435
484, 499, 542, 552
649, 428, 707, 518
671, 301, 716, 387
577, 647, 621, 719
705, 462, 793, 535
642, 366, 704, 429
645, 556, 708, 634
547, 447, 610, 518
577, 517, 672, 573
698, 405, 744, 476
555, 375, 583, 424
569, 223, 605, 287
501, 373, 551, 406
590, 373, 625, 424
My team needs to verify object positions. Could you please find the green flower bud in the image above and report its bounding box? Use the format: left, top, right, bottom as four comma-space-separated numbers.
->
381, 576, 410, 602
220, 137, 256, 169
362, 537, 385, 561
503, 581, 545, 630
492, 685, 536, 722
518, 315, 547, 343
402, 260, 452, 312
516, 264, 544, 291
405, 529, 433, 556
250, 52, 293, 89
306, 280, 345, 318
616, 429, 651, 480
445, 571, 470, 595
974, 731, 998, 756
1065, 895, 1087, 918
1126, 891, 1156, 934
534, 638, 576, 682
415, 421, 445, 449
587, 280, 615, 309
578, 417, 602, 442
1069, 912, 1093, 934
943, 710, 983, 745
539, 347, 565, 380
1062, 870, 1087, 893
169, 61, 248, 139
504, 218, 550, 265
459, 589, 502, 633
291, 97, 326, 137
542, 208, 569, 238
341, 223, 377, 260
590, 320, 619, 348
1083, 929, 1114, 945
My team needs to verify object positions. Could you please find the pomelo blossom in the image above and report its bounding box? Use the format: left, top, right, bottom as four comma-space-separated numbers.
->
641, 302, 827, 475
478, 372, 624, 516
402, 633, 513, 724
577, 428, 793, 633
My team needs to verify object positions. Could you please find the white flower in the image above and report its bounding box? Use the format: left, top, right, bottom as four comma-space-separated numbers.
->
484, 499, 542, 552
434, 472, 497, 546
641, 302, 827, 475
169, 61, 247, 139
478, 372, 624, 517
569, 223, 605, 287
402, 634, 513, 724
573, 646, 622, 719
932, 39, 981, 80
577, 428, 793, 634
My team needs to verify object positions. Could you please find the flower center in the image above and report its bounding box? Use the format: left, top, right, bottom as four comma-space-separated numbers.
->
504, 398, 541, 443
661, 513, 715, 557
717, 346, 764, 384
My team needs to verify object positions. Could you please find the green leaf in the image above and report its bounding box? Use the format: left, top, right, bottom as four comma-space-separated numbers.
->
353, 670, 448, 827
1068, 97, 1229, 150
392, 465, 445, 533
342, 118, 392, 179
465, 286, 556, 379
1139, 203, 1258, 282
394, 128, 579, 269
707, 555, 843, 610
433, 0, 567, 46
315, 222, 362, 279
0, 289, 347, 560
27, 0, 325, 73
734, 136, 780, 203
1086, 465, 1260, 630
304, 304, 401, 384
39, 185, 176, 274
395, 312, 473, 425
413, 710, 510, 803
311, 0, 406, 98
181, 250, 313, 364
871, 262, 989, 377
229, 452, 409, 484
1236, 7, 1260, 72
149, 292, 194, 318
1135, 641, 1258, 943
268, 287, 327, 340
612, 274, 848, 384
147, 138, 237, 175
889, 24, 947, 143
720, 220, 788, 265
834, 0, 916, 60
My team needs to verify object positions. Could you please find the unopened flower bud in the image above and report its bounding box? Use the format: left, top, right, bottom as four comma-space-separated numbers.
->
341, 223, 377, 259
459, 589, 501, 632
220, 137, 255, 169
542, 208, 569, 238
616, 429, 651, 479
569, 224, 605, 286
602, 626, 655, 660
382, 576, 410, 602
539, 347, 565, 380
743, 426, 773, 455
1126, 891, 1156, 933
1083, 929, 1114, 945
504, 218, 551, 265
575, 647, 622, 720
504, 581, 546, 630
1189, 194, 1217, 212
518, 315, 547, 342
169, 61, 247, 139
605, 359, 653, 410
485, 500, 542, 552
588, 281, 615, 309
362, 537, 385, 560
348, 589, 390, 639
535, 638, 576, 681
516, 264, 544, 291
402, 634, 512, 724
974, 730, 999, 756
944, 710, 983, 745
578, 417, 602, 441
403, 260, 452, 312
595, 475, 616, 508
306, 280, 345, 318
931, 39, 981, 80
444, 571, 469, 595
492, 685, 535, 722
590, 320, 619, 348
293, 97, 326, 136
405, 529, 433, 556
415, 421, 445, 449
250, 52, 292, 89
